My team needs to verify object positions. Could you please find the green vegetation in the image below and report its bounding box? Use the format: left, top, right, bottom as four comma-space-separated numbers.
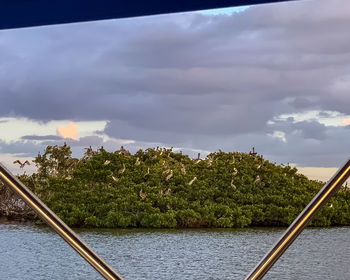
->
15, 144, 350, 228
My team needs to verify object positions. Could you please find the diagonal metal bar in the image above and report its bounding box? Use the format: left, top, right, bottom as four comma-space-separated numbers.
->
245, 157, 350, 280
0, 163, 123, 280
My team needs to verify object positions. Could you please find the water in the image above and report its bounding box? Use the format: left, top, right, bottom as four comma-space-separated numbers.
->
1, 222, 350, 279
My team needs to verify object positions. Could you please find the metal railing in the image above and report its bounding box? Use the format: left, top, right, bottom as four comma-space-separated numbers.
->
0, 163, 123, 280
245, 158, 350, 280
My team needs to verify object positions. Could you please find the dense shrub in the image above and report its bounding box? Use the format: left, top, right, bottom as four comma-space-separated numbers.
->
16, 144, 350, 228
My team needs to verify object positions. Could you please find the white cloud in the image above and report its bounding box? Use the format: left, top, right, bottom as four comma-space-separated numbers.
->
268, 130, 287, 143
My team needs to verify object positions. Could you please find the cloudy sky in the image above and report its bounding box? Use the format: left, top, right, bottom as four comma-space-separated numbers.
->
0, 0, 350, 178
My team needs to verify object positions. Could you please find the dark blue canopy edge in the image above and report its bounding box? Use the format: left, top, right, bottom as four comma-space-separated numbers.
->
0, 0, 298, 30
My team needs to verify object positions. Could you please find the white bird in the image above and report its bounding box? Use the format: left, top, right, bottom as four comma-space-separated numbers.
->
103, 160, 111, 166
146, 167, 150, 175
166, 170, 173, 181
163, 169, 171, 175
189, 177, 197, 186
135, 157, 140, 166
118, 163, 126, 174
112, 176, 119, 182
13, 160, 30, 169
139, 189, 147, 199
254, 175, 261, 184
230, 179, 236, 189
181, 164, 186, 174
164, 188, 172, 195
233, 168, 238, 176
65, 175, 72, 180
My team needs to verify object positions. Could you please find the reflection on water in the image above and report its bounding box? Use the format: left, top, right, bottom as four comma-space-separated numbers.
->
1, 221, 350, 279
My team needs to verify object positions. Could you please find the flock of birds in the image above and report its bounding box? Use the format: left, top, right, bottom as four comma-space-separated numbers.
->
13, 146, 263, 200
97, 147, 262, 199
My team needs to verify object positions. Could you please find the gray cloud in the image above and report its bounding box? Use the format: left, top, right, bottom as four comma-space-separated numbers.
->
21, 135, 63, 141
0, 0, 350, 166
0, 140, 41, 157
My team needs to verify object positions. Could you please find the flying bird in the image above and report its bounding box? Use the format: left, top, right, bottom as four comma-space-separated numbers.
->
13, 160, 30, 169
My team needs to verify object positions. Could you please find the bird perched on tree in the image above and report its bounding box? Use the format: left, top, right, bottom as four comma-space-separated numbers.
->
233, 168, 238, 176
166, 170, 173, 181
254, 175, 261, 183
13, 160, 30, 169
112, 176, 119, 182
103, 160, 111, 166
249, 147, 257, 157
118, 163, 126, 174
189, 177, 197, 186
139, 189, 147, 199
135, 157, 140, 166
163, 169, 171, 175
164, 188, 172, 195
181, 163, 186, 174
84, 146, 94, 158
230, 179, 236, 189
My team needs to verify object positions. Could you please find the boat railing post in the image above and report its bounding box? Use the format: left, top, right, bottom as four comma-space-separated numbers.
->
245, 158, 350, 280
0, 163, 124, 280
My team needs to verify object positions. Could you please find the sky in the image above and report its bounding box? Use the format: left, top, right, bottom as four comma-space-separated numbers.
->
0, 0, 350, 180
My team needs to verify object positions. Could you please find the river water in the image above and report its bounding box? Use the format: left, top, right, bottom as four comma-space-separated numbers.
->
1, 222, 350, 279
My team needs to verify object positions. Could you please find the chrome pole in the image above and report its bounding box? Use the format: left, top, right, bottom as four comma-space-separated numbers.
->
245, 158, 350, 280
0, 163, 123, 280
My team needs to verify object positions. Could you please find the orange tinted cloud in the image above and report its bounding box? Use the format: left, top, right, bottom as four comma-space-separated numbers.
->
57, 122, 79, 140
342, 118, 350, 126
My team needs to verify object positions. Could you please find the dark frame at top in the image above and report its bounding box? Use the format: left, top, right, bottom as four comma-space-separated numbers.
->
0, 0, 298, 30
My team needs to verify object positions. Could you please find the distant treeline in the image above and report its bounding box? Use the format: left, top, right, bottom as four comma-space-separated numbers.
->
3, 144, 350, 228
